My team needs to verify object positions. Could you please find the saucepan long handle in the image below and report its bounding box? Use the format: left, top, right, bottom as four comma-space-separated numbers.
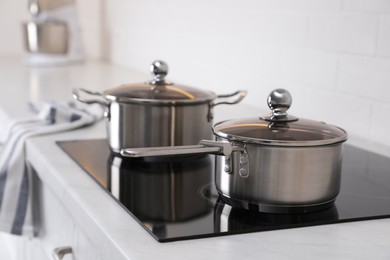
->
120, 140, 233, 158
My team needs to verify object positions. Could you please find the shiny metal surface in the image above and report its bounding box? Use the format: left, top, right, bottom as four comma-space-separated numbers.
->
72, 60, 246, 152
149, 60, 170, 85
214, 201, 339, 232
52, 246, 72, 260
28, 0, 40, 16
215, 136, 344, 212
28, 0, 74, 15
119, 135, 344, 212
94, 61, 246, 105
22, 21, 68, 54
58, 139, 390, 241
213, 118, 348, 147
109, 154, 212, 222
212, 90, 247, 107
102, 60, 218, 104
72, 88, 108, 106
213, 85, 347, 212
121, 140, 238, 157
121, 144, 222, 157
108, 102, 213, 153
261, 88, 297, 122
214, 88, 347, 146
117, 80, 347, 211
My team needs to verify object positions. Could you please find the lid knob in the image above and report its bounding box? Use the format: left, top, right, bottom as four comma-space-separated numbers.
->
150, 60, 168, 84
267, 88, 292, 118
261, 88, 298, 122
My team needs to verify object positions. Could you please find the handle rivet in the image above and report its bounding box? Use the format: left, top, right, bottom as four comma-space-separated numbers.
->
240, 155, 248, 165
239, 168, 249, 178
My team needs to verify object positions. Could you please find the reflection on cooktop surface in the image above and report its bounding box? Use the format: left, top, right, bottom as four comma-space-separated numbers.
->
57, 139, 390, 242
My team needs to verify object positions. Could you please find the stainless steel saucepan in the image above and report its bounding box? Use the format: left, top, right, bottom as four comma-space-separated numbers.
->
121, 89, 348, 214
73, 60, 247, 153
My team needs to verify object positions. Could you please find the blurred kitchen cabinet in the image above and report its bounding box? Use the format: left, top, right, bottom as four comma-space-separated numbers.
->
0, 232, 46, 260
32, 168, 101, 260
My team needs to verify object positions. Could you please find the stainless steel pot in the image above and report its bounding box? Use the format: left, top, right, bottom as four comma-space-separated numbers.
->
121, 89, 348, 213
73, 60, 247, 153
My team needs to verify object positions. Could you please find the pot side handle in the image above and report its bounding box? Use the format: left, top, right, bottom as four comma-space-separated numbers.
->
212, 90, 247, 107
72, 88, 109, 107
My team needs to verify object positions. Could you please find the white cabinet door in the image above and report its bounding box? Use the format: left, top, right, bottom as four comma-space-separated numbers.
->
33, 170, 101, 260
0, 232, 20, 260
0, 224, 47, 260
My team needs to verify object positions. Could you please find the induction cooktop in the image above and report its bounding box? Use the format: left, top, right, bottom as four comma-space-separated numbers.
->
57, 139, 390, 242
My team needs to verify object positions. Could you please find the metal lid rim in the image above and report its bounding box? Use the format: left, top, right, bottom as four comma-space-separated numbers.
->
104, 94, 217, 105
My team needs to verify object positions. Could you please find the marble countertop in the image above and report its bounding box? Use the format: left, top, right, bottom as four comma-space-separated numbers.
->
1, 57, 390, 260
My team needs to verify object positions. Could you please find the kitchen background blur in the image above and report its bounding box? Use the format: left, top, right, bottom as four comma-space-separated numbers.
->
1, 0, 390, 152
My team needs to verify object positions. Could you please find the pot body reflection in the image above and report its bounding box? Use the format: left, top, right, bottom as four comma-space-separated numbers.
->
214, 199, 339, 232
108, 155, 213, 222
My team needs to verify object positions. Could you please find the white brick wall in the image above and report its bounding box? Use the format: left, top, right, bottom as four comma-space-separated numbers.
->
0, 1, 28, 55
309, 13, 379, 54
2, 0, 390, 152
343, 0, 390, 13
338, 55, 390, 101
282, 0, 342, 11
378, 15, 390, 57
279, 49, 338, 88
100, 0, 390, 152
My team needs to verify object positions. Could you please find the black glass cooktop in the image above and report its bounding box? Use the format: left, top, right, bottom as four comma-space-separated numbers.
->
57, 139, 390, 242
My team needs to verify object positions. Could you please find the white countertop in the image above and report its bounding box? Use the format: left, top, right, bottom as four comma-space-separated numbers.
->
1, 57, 390, 260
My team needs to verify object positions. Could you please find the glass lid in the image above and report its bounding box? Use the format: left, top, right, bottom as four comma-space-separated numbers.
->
103, 60, 217, 104
213, 89, 347, 147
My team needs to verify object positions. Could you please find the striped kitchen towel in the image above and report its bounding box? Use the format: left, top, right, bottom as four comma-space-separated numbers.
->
0, 101, 103, 236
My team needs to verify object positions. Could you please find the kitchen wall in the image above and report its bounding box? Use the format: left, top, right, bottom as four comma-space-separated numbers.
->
1, 0, 389, 152
101, 0, 390, 151
0, 1, 27, 55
